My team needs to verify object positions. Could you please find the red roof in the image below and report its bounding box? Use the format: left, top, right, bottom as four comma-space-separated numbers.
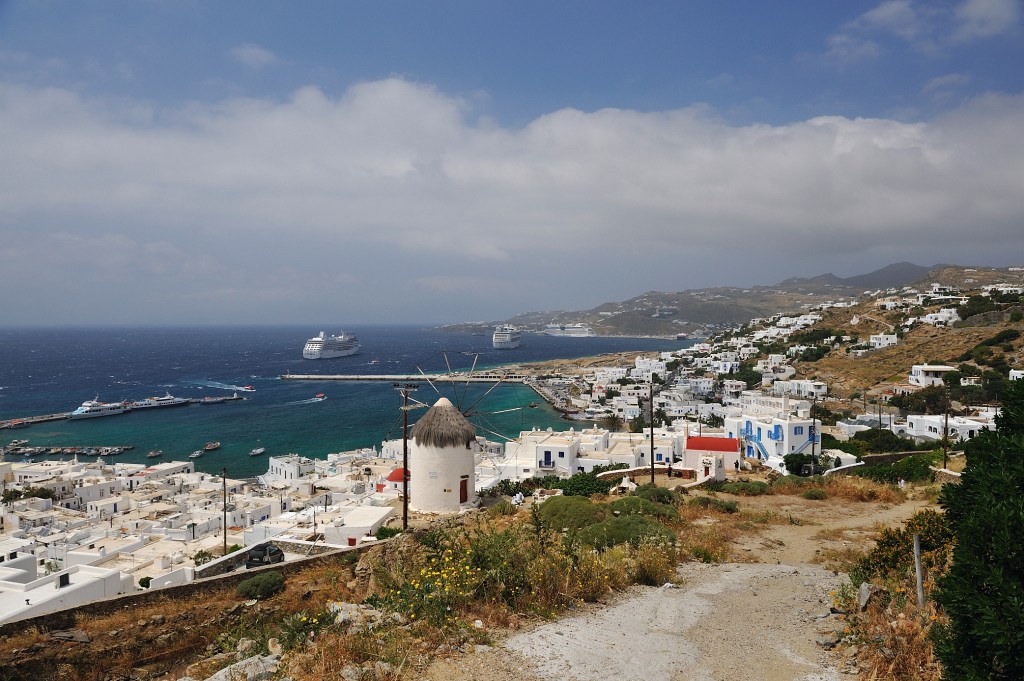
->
686, 436, 739, 453
386, 467, 408, 482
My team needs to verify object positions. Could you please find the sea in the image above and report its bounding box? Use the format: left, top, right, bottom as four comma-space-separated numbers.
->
0, 326, 685, 478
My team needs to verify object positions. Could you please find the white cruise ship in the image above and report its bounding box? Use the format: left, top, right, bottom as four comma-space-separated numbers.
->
303, 331, 361, 359
129, 392, 191, 410
542, 323, 595, 337
492, 324, 522, 349
68, 398, 128, 420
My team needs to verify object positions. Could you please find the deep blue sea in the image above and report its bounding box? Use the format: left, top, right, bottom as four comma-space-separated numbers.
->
0, 326, 683, 477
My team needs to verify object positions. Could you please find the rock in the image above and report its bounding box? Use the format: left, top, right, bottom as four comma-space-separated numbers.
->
475, 644, 492, 654
858, 582, 879, 611
816, 637, 837, 650
846, 645, 859, 657
203, 653, 280, 681
149, 614, 166, 625
267, 638, 283, 656
50, 629, 90, 643
473, 619, 484, 629
236, 637, 260, 660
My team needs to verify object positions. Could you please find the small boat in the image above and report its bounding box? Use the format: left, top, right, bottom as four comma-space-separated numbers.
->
147, 450, 162, 459
9, 439, 29, 447
249, 447, 266, 457
528, 402, 539, 408
240, 385, 256, 392
200, 396, 228, 405
204, 441, 220, 451
189, 450, 204, 458
314, 393, 326, 401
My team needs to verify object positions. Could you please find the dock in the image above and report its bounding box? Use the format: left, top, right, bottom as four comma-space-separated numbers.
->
280, 373, 529, 383
0, 413, 71, 429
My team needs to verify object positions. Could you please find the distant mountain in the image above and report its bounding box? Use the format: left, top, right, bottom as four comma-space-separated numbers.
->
440, 263, 1011, 337
776, 262, 933, 291
839, 262, 935, 290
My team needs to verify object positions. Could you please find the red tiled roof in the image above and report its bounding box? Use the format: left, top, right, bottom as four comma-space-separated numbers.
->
686, 436, 739, 453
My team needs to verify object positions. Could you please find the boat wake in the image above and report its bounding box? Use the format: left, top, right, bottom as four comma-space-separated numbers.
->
285, 397, 327, 405
190, 380, 256, 392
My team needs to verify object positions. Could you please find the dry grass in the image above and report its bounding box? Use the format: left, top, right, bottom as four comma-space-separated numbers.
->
811, 545, 867, 573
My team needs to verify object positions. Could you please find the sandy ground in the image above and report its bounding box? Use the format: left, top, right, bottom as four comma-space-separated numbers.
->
422, 493, 935, 681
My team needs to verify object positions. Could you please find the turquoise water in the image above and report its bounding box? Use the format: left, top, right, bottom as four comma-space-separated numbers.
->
0, 326, 684, 477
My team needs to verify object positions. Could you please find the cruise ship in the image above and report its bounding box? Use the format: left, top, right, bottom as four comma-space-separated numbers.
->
68, 398, 128, 420
303, 331, 361, 359
492, 324, 522, 349
542, 323, 596, 337
129, 392, 191, 410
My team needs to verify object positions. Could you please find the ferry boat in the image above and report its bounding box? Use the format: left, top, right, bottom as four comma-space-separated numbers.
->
542, 323, 595, 337
68, 398, 128, 420
303, 331, 361, 359
129, 392, 191, 410
249, 447, 266, 457
492, 324, 522, 349
204, 441, 220, 451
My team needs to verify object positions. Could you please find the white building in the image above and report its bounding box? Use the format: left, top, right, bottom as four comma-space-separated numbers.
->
870, 334, 898, 350
909, 364, 957, 388
409, 397, 478, 513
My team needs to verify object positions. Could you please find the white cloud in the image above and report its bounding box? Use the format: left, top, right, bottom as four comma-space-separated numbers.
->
953, 0, 1020, 41
823, 33, 884, 64
861, 0, 926, 39
230, 43, 280, 69
1, 78, 1023, 324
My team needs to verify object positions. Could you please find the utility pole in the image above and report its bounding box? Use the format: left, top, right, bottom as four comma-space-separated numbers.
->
221, 468, 227, 556
649, 382, 655, 484
394, 383, 419, 530
943, 403, 950, 470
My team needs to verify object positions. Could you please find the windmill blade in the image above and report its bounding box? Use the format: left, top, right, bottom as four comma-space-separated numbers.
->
491, 407, 522, 414
463, 376, 505, 416
415, 365, 443, 398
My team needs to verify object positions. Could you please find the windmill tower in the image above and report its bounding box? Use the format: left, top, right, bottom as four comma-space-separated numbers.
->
409, 396, 478, 513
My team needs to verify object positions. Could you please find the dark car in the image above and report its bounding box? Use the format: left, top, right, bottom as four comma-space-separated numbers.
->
245, 544, 285, 569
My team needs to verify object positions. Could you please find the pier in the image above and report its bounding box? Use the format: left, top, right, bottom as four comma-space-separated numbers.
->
0, 413, 71, 429
280, 373, 530, 383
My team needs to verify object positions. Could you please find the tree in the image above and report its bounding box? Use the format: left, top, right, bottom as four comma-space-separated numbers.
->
600, 414, 624, 432
934, 379, 1024, 679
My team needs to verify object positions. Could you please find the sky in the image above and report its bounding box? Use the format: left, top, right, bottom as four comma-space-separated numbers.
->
1, 0, 1023, 327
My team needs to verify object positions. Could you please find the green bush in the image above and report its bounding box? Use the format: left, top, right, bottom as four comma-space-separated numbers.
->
488, 499, 518, 517
577, 515, 675, 551
850, 510, 953, 586
633, 483, 677, 505
688, 496, 739, 513
609, 495, 679, 521
375, 525, 402, 539
237, 570, 285, 600
535, 495, 605, 531
719, 480, 771, 496
851, 451, 939, 484
802, 488, 827, 500
138, 576, 152, 589
934, 379, 1024, 680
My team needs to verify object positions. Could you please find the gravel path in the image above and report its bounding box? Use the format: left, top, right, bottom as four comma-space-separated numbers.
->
424, 562, 848, 681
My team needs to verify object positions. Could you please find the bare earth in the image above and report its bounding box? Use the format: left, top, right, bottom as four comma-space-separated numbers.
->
423, 494, 935, 681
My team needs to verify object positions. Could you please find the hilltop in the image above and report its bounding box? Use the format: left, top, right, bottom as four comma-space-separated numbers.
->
442, 263, 1023, 337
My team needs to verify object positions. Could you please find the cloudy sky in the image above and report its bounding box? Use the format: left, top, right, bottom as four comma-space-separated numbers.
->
1, 1, 1022, 326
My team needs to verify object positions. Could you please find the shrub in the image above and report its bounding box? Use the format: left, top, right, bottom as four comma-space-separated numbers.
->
850, 510, 953, 586
375, 526, 402, 539
138, 576, 152, 589
688, 496, 739, 513
577, 515, 675, 551
719, 480, 771, 496
630, 539, 677, 585
852, 451, 939, 484
535, 495, 605, 531
802, 488, 827, 500
237, 571, 285, 600
609, 495, 679, 521
488, 499, 518, 517
633, 483, 677, 505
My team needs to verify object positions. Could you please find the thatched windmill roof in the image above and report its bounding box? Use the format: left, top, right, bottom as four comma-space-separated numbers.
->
410, 397, 477, 449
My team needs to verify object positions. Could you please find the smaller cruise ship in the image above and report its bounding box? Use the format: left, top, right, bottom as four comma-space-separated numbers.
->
129, 392, 191, 410
68, 398, 128, 420
542, 323, 596, 337
303, 331, 361, 359
492, 324, 522, 349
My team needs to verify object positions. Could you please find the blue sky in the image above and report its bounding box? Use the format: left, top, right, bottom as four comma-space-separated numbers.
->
1, 1, 1022, 326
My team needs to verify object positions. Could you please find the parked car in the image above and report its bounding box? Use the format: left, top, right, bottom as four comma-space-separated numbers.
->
245, 544, 285, 569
